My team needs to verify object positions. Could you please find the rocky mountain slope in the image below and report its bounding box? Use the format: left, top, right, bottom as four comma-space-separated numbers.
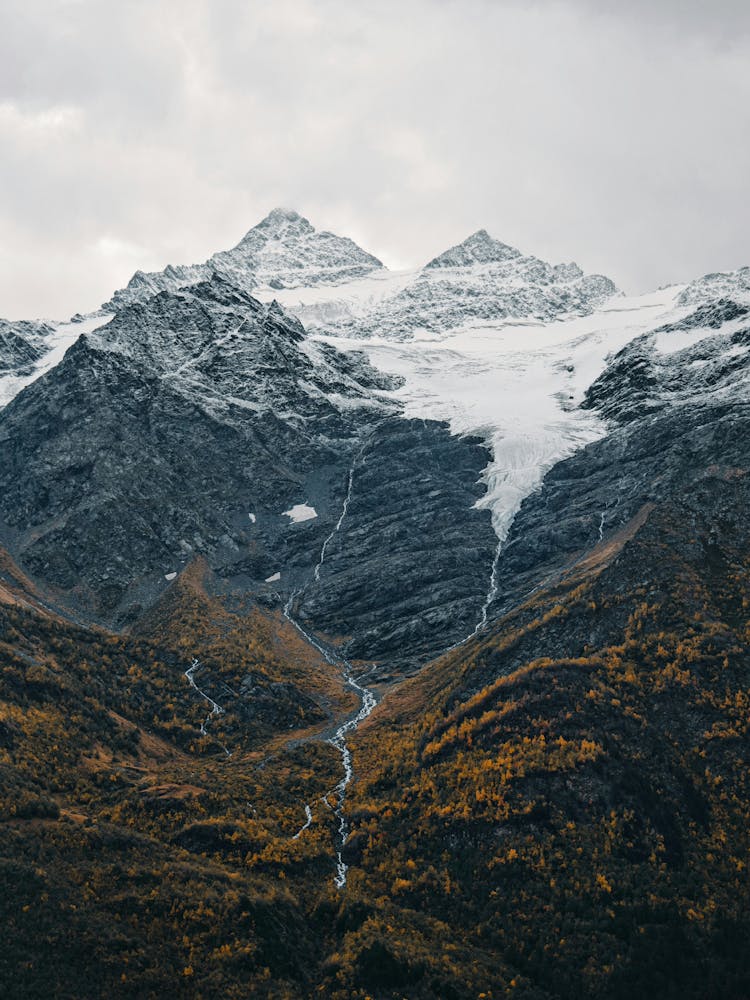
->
320, 264, 750, 999
104, 207, 385, 311
0, 271, 496, 671
677, 264, 750, 308
342, 457, 750, 999
0, 312, 113, 409
0, 318, 54, 376
1, 209, 749, 999
478, 265, 750, 624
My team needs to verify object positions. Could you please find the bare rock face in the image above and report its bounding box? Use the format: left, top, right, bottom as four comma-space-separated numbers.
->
0, 319, 55, 376
0, 274, 496, 672
292, 416, 496, 674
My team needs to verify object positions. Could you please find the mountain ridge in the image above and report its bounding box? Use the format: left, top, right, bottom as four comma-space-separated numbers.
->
103, 208, 385, 312
0, 272, 499, 672
1, 209, 749, 999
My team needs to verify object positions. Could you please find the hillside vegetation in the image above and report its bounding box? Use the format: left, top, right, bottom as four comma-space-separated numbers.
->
1, 489, 749, 998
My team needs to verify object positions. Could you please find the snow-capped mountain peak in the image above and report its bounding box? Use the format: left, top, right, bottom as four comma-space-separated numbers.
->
103, 209, 385, 311
212, 207, 384, 291
238, 206, 315, 243
425, 228, 522, 268
273, 227, 619, 341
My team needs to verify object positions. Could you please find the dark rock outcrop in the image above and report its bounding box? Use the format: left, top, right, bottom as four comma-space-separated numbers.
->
0, 275, 497, 671
293, 417, 497, 674
0, 319, 55, 376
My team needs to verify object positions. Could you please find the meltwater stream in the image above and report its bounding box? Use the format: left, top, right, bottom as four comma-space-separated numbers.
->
280, 421, 516, 886
282, 438, 378, 888
184, 658, 232, 757
328, 670, 377, 886
283, 591, 379, 887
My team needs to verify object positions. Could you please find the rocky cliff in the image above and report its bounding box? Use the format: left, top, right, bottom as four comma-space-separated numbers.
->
0, 272, 496, 671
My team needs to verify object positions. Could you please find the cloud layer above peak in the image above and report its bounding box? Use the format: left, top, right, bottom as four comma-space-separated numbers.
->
0, 0, 748, 318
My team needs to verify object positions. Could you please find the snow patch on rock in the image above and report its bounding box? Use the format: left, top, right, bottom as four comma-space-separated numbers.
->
284, 503, 318, 524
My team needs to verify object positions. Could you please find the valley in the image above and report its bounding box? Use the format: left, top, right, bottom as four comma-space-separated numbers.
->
0, 210, 749, 998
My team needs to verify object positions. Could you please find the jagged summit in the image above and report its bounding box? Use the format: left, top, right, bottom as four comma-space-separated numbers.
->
102, 210, 618, 338
212, 207, 384, 290
239, 206, 314, 242
423, 228, 596, 284
103, 208, 384, 311
425, 229, 522, 268
260, 206, 306, 224
291, 227, 619, 340
677, 264, 750, 308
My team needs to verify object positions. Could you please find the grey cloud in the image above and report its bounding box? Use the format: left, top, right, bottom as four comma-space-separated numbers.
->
522, 0, 750, 38
0, 0, 748, 318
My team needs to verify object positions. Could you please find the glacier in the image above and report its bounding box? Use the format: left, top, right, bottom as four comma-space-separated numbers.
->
301, 286, 687, 543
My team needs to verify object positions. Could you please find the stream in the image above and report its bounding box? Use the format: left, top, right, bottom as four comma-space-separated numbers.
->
281, 437, 378, 888
184, 658, 232, 757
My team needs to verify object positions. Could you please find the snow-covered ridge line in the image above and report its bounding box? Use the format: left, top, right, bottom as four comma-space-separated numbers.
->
0, 313, 113, 410
104, 207, 385, 311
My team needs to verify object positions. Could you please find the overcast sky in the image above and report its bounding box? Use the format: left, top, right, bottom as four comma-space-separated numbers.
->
1, 0, 749, 319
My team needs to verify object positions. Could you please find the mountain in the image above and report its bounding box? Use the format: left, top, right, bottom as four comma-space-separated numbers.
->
343, 438, 750, 999
105, 213, 618, 342
104, 207, 385, 311
1, 208, 749, 1000
677, 264, 750, 308
474, 265, 750, 619
0, 272, 497, 672
425, 228, 523, 268
272, 227, 618, 340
